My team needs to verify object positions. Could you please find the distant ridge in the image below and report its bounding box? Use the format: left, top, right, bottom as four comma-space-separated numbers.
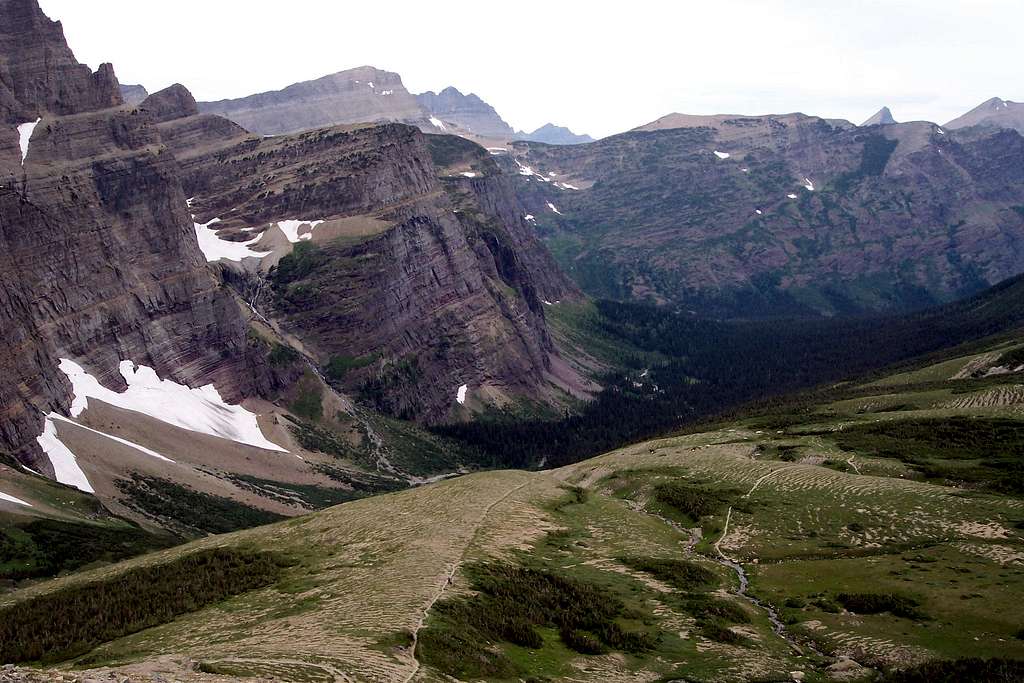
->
197, 66, 427, 136
515, 123, 594, 145
945, 96, 1024, 134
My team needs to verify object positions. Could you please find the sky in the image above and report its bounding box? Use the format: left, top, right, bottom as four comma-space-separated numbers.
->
38, 0, 1022, 139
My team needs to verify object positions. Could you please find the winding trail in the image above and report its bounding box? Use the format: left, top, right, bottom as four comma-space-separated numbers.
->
709, 465, 824, 657
403, 479, 532, 683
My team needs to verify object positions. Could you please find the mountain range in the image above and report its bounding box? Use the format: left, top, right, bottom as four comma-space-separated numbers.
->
194, 66, 594, 146
511, 110, 1024, 316
0, 0, 581, 543
3, 0, 1024, 679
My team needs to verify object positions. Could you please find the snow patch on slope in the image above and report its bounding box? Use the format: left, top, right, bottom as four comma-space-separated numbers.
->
547, 202, 563, 215
17, 118, 41, 164
195, 218, 269, 262
49, 413, 174, 463
429, 116, 446, 130
59, 358, 286, 452
37, 417, 93, 493
803, 178, 815, 191
456, 384, 468, 405
276, 219, 325, 243
713, 150, 730, 160
0, 491, 32, 507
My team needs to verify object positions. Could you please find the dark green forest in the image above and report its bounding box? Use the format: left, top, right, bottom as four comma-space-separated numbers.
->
0, 548, 289, 664
436, 273, 1024, 469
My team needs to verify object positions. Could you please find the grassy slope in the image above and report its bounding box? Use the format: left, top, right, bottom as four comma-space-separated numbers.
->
5, 340, 1024, 681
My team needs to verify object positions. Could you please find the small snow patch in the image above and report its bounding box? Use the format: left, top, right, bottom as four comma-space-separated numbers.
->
803, 178, 815, 191
17, 118, 41, 164
559, 183, 580, 190
542, 300, 553, 306
547, 202, 563, 215
37, 417, 93, 493
429, 116, 446, 130
755, 209, 763, 215
936, 127, 946, 135
277, 219, 325, 244
195, 218, 270, 262
461, 172, 477, 178
713, 150, 730, 159
59, 358, 287, 452
740, 167, 750, 173
456, 384, 468, 405
368, 81, 375, 89
380, 90, 393, 96
787, 193, 798, 199
0, 491, 32, 507
524, 214, 535, 221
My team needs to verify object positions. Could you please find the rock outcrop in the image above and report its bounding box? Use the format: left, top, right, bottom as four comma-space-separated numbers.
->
416, 86, 515, 140
198, 66, 427, 136
511, 113, 1024, 316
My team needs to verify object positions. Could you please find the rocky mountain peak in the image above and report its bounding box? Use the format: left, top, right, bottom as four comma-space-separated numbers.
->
945, 96, 1024, 133
0, 0, 122, 123
861, 106, 896, 126
138, 83, 199, 123
197, 65, 425, 136
416, 86, 515, 139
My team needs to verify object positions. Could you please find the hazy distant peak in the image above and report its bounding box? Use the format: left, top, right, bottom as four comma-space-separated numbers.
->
515, 123, 594, 145
945, 96, 1024, 133
861, 106, 897, 126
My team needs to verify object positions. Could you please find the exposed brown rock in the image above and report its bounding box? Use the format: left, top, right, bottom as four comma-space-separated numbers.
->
137, 83, 199, 123
512, 113, 1024, 315
0, 6, 257, 468
0, 0, 121, 124
157, 91, 577, 423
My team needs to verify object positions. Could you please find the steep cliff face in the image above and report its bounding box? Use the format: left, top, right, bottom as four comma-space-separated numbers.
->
416, 86, 515, 139
0, 0, 121, 123
156, 85, 579, 422
511, 113, 1024, 316
0, 0, 123, 177
198, 66, 427, 136
0, 7, 255, 469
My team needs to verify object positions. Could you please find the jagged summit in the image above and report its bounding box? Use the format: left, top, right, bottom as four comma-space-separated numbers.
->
0, 0, 122, 124
861, 106, 897, 126
416, 86, 515, 139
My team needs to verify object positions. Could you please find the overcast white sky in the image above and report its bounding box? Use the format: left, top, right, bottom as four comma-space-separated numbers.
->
38, 0, 1021, 138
